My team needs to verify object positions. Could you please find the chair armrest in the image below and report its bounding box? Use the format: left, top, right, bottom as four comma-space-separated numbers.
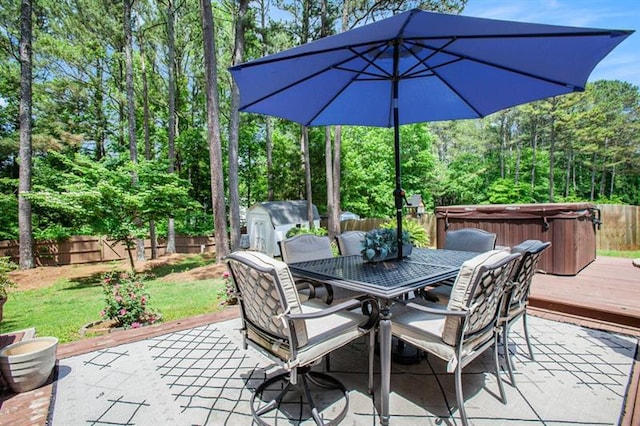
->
288, 298, 362, 320
404, 301, 468, 317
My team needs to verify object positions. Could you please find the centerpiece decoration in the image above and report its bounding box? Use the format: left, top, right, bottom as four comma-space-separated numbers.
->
361, 228, 412, 262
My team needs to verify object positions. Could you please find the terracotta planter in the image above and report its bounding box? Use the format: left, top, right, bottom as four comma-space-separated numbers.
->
0, 337, 58, 393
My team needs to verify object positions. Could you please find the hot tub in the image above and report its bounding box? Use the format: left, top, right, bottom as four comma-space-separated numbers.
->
435, 203, 600, 276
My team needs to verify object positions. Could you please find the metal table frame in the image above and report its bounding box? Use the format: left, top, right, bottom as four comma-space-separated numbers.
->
289, 248, 477, 425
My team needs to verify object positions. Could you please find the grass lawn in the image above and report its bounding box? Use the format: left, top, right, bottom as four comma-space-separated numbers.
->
0, 255, 226, 343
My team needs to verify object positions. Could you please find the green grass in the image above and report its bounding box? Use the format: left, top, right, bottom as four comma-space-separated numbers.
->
597, 249, 640, 258
0, 258, 226, 344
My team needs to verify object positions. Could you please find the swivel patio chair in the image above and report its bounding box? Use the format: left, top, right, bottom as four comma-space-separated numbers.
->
280, 234, 364, 304
335, 231, 366, 256
391, 250, 521, 426
500, 239, 551, 385
226, 250, 376, 426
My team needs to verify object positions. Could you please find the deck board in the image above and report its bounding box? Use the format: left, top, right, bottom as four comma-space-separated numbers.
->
530, 256, 640, 329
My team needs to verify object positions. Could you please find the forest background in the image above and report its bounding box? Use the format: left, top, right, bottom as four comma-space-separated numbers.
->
1, 0, 638, 266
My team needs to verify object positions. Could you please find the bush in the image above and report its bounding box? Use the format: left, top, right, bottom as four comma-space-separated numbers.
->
285, 226, 328, 238
100, 271, 161, 328
381, 218, 430, 248
0, 256, 18, 299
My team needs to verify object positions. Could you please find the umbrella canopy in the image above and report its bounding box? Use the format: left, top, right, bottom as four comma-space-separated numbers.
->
229, 8, 632, 259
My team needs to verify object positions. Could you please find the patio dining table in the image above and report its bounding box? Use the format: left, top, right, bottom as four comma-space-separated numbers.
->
288, 248, 478, 425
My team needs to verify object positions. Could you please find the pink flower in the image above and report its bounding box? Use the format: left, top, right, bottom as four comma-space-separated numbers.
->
115, 296, 122, 302
100, 310, 105, 317
131, 322, 141, 328
119, 308, 127, 316
222, 271, 230, 279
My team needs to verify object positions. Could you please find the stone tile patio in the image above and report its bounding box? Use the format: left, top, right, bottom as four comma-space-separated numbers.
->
49, 315, 637, 425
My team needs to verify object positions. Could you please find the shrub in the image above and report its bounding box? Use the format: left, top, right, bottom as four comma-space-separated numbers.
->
0, 256, 18, 299
381, 218, 430, 248
285, 226, 328, 238
100, 271, 160, 328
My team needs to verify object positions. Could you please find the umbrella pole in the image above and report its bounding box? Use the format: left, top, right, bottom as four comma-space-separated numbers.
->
392, 43, 403, 261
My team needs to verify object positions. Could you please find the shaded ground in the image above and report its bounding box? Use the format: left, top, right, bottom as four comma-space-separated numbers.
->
8, 253, 227, 291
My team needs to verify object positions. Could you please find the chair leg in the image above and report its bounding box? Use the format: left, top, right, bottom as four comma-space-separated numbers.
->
454, 366, 468, 426
503, 320, 516, 386
251, 369, 349, 426
522, 312, 535, 361
494, 334, 507, 403
368, 330, 375, 394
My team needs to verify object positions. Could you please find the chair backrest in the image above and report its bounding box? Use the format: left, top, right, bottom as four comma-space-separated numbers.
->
226, 251, 308, 358
443, 250, 521, 346
444, 227, 497, 252
279, 234, 333, 263
336, 231, 366, 256
504, 240, 551, 313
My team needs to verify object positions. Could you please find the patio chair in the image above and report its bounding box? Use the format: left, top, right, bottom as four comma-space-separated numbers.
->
500, 240, 551, 385
422, 227, 498, 303
280, 234, 364, 304
279, 234, 334, 302
444, 227, 497, 252
226, 250, 376, 425
335, 231, 365, 256
391, 250, 521, 426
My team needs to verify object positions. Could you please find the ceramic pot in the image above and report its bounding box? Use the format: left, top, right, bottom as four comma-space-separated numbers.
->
0, 336, 58, 393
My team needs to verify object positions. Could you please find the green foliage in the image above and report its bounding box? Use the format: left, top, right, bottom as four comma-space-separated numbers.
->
487, 179, 536, 204
381, 218, 429, 248
26, 152, 198, 245
361, 228, 411, 261
2, 268, 225, 343
285, 226, 328, 238
0, 256, 18, 298
100, 271, 160, 328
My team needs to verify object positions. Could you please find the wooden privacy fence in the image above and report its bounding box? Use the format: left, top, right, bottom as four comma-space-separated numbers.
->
596, 204, 639, 251
0, 235, 216, 266
0, 204, 636, 267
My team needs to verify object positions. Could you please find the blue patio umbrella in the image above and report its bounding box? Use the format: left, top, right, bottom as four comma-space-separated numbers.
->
229, 8, 632, 260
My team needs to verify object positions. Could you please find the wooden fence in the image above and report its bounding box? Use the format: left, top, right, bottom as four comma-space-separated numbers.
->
595, 204, 639, 251
0, 235, 216, 266
0, 204, 636, 267
340, 204, 639, 251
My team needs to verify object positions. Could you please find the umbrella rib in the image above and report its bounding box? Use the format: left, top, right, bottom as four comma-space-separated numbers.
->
305, 46, 393, 125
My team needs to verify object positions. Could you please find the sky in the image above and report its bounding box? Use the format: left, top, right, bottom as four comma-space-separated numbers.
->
462, 0, 640, 88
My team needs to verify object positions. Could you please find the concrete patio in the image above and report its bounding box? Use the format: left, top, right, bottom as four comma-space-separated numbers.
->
0, 256, 638, 425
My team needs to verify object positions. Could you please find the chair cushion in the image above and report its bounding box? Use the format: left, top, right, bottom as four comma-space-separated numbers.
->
443, 249, 513, 345
228, 251, 308, 347
295, 299, 367, 366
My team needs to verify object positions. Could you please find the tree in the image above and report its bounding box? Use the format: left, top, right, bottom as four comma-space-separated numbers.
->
18, 0, 33, 269
166, 0, 178, 254
228, 0, 249, 251
200, 0, 229, 261
26, 153, 197, 271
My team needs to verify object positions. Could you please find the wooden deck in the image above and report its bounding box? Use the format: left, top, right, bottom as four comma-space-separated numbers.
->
529, 256, 640, 335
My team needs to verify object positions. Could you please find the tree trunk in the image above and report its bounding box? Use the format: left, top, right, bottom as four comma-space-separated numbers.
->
266, 118, 273, 201
166, 0, 177, 254
325, 126, 338, 238
531, 129, 537, 190
18, 0, 34, 270
124, 0, 145, 262
302, 126, 313, 227
200, 0, 229, 262
228, 0, 248, 251
548, 103, 556, 202
95, 59, 105, 161
139, 34, 157, 259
